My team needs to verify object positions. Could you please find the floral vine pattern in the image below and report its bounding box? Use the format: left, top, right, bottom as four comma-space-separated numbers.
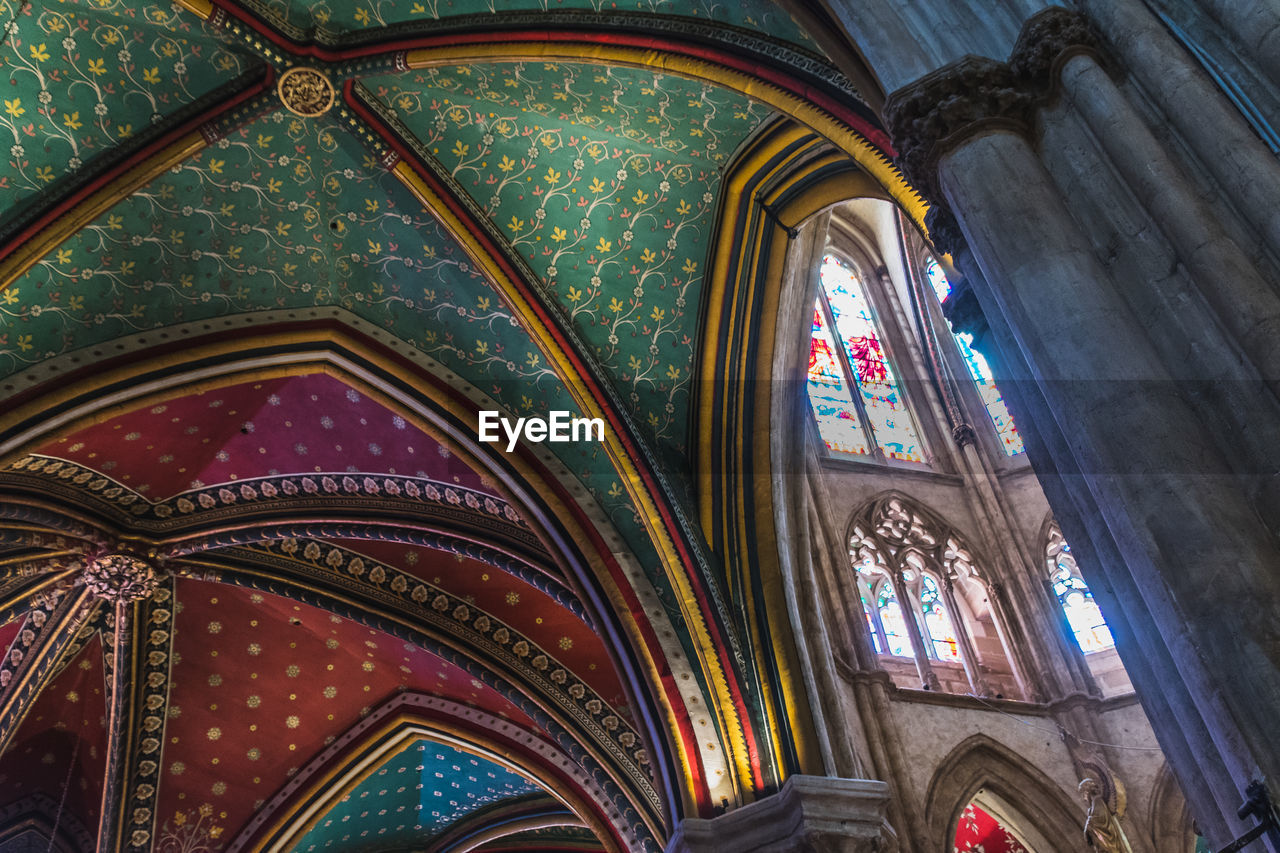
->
2, 112, 550, 390
370, 61, 773, 450
241, 0, 820, 53
0, 0, 254, 227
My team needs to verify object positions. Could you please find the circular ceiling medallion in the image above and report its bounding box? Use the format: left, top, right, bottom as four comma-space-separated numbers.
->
277, 67, 335, 117
82, 553, 162, 603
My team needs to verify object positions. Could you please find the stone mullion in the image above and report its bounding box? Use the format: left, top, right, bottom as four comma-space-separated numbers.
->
859, 575, 892, 658
887, 570, 939, 691
0, 584, 98, 754
940, 574, 990, 697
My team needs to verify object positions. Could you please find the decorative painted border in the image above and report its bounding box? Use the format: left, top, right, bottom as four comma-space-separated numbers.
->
7, 454, 527, 528
120, 579, 177, 852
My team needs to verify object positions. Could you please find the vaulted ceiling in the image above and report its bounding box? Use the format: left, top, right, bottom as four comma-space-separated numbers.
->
0, 0, 914, 849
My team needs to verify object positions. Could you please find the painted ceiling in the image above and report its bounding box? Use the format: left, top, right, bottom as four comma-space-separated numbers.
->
0, 635, 108, 845
320, 539, 631, 712
367, 61, 775, 454
36, 373, 502, 499
232, 0, 822, 55
291, 738, 543, 853
1, 105, 654, 578
0, 0, 896, 844
0, 0, 260, 234
153, 578, 539, 848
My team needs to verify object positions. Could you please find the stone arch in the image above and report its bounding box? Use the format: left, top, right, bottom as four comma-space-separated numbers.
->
924, 733, 1086, 853
228, 692, 626, 852
1147, 762, 1197, 853
0, 336, 738, 828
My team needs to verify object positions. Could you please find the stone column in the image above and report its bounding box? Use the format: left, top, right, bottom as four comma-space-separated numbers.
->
940, 575, 992, 697
885, 9, 1280, 845
1196, 0, 1280, 88
666, 776, 892, 853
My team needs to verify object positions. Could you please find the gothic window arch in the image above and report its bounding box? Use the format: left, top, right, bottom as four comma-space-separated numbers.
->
922, 257, 1024, 456
807, 251, 925, 463
849, 494, 1021, 697
1045, 523, 1115, 654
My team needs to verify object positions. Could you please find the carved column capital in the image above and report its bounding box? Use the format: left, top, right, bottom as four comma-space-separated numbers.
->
666, 776, 891, 853
1010, 6, 1104, 91
951, 423, 978, 448
884, 7, 1106, 256
884, 56, 1035, 211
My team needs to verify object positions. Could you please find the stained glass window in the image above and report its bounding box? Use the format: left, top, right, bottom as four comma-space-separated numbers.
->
1051, 541, 1115, 653
924, 258, 1024, 455
861, 596, 883, 654
926, 257, 953, 304
806, 255, 924, 462
954, 802, 1032, 853
876, 582, 912, 657
807, 301, 869, 455
920, 575, 961, 661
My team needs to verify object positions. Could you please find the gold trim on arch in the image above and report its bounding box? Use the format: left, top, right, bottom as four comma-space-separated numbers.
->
392, 162, 747, 808
696, 124, 890, 781
256, 715, 620, 853
0, 335, 687, 825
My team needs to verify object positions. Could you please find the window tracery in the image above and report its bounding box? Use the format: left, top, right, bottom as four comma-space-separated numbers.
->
807, 255, 924, 462
924, 258, 1024, 455
848, 495, 1015, 695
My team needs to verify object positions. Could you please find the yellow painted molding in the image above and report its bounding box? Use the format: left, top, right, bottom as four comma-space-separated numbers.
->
392, 161, 750, 806
173, 0, 214, 19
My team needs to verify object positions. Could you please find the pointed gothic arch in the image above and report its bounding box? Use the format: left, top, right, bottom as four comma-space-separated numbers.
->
924, 734, 1085, 853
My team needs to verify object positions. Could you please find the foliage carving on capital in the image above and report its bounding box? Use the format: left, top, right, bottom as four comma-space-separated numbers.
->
1011, 6, 1104, 91
884, 7, 1105, 256
883, 56, 1035, 211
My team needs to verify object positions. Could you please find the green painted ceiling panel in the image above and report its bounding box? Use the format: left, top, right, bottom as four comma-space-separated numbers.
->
0, 0, 258, 230
0, 104, 657, 614
240, 0, 820, 54
367, 61, 775, 457
292, 738, 540, 852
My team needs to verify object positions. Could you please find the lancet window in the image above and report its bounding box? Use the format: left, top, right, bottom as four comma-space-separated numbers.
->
1046, 524, 1114, 653
923, 258, 1024, 455
807, 254, 924, 462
